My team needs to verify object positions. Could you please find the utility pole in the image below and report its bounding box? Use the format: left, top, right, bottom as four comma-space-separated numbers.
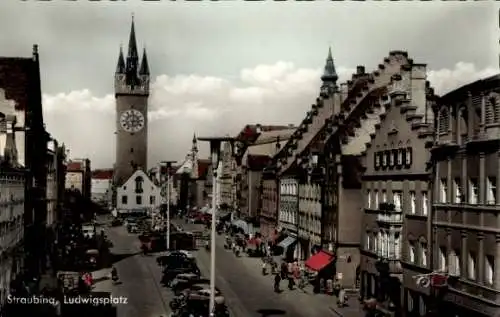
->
161, 161, 176, 250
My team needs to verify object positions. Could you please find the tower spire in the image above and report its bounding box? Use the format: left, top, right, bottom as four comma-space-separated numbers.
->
321, 46, 338, 83
139, 47, 150, 75
320, 46, 338, 97
192, 133, 198, 153
127, 15, 138, 59
116, 45, 125, 74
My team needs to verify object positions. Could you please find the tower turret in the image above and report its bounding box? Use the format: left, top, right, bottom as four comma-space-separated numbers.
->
116, 46, 125, 74
191, 133, 198, 154
139, 48, 150, 75
114, 16, 149, 96
320, 47, 339, 98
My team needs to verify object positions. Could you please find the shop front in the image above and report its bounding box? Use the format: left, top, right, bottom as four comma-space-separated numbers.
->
276, 233, 298, 262
304, 250, 336, 294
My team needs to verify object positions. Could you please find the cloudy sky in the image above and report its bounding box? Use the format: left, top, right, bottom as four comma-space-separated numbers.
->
0, 1, 498, 168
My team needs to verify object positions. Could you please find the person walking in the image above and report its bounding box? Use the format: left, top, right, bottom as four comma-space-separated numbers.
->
273, 273, 281, 292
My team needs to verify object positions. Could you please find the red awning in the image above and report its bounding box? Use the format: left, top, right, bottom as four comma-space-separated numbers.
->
305, 250, 335, 271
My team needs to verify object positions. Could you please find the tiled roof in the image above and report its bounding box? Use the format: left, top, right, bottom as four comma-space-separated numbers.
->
92, 169, 113, 179
235, 124, 294, 143
440, 73, 500, 101
198, 159, 210, 178
67, 162, 83, 172
247, 155, 271, 170
0, 57, 38, 112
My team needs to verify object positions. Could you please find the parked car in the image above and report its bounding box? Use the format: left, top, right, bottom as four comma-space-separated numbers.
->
157, 250, 195, 267
111, 218, 122, 227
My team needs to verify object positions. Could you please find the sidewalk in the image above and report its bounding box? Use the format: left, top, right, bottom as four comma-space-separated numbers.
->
230, 247, 364, 317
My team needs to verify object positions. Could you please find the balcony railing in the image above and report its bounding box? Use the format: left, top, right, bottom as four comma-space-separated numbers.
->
377, 213, 402, 224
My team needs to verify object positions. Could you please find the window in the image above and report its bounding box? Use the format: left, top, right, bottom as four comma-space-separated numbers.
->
468, 252, 476, 280
419, 297, 426, 317
409, 242, 416, 263
377, 232, 382, 256
374, 191, 379, 209
454, 178, 463, 203
440, 179, 447, 203
421, 244, 428, 267
487, 177, 497, 205
135, 176, 144, 193
405, 147, 412, 165
397, 149, 403, 166
438, 108, 449, 134
422, 192, 428, 216
375, 153, 380, 169
121, 195, 128, 204
382, 152, 387, 167
394, 233, 401, 259
150, 195, 156, 205
485, 255, 495, 285
449, 250, 461, 276
366, 233, 371, 250
407, 291, 414, 312
438, 247, 447, 272
468, 178, 478, 204
382, 191, 387, 203
410, 191, 416, 214
136, 195, 142, 205
389, 150, 395, 166
393, 191, 402, 212
367, 191, 371, 209
458, 108, 468, 144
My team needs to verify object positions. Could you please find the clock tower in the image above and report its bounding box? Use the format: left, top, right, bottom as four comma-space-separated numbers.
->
114, 16, 150, 187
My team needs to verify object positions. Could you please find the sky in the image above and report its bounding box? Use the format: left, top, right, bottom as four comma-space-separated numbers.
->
0, 1, 498, 169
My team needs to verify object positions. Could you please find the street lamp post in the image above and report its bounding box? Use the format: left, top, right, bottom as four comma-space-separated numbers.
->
198, 136, 234, 316
161, 161, 176, 250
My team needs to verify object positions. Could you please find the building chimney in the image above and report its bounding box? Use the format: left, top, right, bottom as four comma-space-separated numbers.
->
32, 44, 39, 62
356, 65, 365, 75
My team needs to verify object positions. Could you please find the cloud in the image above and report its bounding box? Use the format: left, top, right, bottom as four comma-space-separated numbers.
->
42, 61, 497, 169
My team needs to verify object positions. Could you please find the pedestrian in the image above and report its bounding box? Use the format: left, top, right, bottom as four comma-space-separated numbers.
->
273, 273, 281, 292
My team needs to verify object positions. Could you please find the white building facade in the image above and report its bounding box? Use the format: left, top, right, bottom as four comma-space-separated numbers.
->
0, 171, 24, 306
65, 171, 83, 192
116, 170, 161, 212
46, 141, 58, 228
0, 95, 25, 305
278, 177, 299, 260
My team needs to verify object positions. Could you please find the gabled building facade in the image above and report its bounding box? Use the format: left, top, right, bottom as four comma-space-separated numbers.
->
116, 169, 161, 212
356, 54, 436, 316
91, 168, 113, 206
430, 74, 500, 317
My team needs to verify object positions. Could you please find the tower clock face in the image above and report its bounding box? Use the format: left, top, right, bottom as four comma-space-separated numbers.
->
120, 109, 145, 133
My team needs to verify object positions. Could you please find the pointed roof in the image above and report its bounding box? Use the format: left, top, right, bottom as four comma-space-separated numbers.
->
321, 47, 338, 83
139, 47, 150, 75
116, 46, 125, 73
127, 16, 139, 58
191, 133, 198, 152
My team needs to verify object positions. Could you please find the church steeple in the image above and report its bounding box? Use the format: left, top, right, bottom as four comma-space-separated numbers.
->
139, 47, 150, 75
116, 46, 125, 74
126, 15, 139, 75
320, 46, 339, 97
191, 133, 198, 153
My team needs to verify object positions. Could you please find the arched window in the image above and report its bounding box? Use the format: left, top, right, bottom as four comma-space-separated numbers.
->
438, 107, 449, 134
135, 176, 144, 193
457, 107, 468, 144
487, 93, 499, 124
